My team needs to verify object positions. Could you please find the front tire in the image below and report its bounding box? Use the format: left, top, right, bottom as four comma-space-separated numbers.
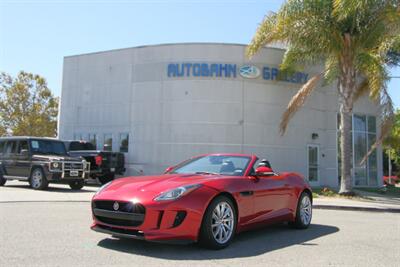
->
292, 192, 312, 229
199, 196, 237, 250
0, 168, 6, 186
69, 180, 84, 190
29, 167, 49, 190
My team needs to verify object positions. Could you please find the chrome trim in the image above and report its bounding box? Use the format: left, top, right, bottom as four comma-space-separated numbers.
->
3, 175, 29, 181
48, 161, 91, 178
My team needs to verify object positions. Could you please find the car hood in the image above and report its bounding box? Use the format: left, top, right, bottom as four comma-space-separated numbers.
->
94, 173, 222, 202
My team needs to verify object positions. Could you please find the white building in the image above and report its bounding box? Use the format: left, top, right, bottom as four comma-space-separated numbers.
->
58, 43, 382, 188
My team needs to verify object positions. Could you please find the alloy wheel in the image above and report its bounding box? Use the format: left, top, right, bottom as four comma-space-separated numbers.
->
31, 169, 43, 189
299, 195, 312, 225
211, 202, 234, 244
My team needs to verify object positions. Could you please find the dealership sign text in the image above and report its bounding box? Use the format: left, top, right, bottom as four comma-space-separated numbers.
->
167, 63, 309, 84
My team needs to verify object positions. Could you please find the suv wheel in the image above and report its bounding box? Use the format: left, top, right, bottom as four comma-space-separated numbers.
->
0, 168, 6, 186
29, 167, 49, 190
69, 180, 84, 190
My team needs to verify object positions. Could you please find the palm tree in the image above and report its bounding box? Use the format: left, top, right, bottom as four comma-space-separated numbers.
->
247, 0, 400, 194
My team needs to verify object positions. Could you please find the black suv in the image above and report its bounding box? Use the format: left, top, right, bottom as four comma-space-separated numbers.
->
0, 137, 90, 190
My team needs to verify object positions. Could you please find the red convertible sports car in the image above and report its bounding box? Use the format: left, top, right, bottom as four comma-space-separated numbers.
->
91, 153, 312, 249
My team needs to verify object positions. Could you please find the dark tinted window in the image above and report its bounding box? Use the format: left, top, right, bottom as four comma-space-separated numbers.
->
5, 141, 17, 154
17, 141, 29, 154
0, 141, 5, 153
4, 141, 17, 154
30, 140, 67, 155
119, 133, 129, 153
69, 141, 96, 151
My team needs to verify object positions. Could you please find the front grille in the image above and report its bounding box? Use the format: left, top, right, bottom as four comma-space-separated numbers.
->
94, 216, 142, 227
93, 200, 145, 227
93, 201, 145, 214
64, 162, 83, 170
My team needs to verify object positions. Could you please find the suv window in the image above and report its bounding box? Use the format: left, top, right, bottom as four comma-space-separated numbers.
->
69, 141, 96, 151
30, 140, 67, 156
17, 140, 29, 154
5, 141, 17, 154
0, 141, 5, 153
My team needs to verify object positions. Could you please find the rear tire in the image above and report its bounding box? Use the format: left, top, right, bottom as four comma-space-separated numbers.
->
98, 174, 115, 185
29, 167, 49, 190
69, 180, 84, 190
199, 196, 237, 250
0, 168, 6, 186
291, 192, 312, 229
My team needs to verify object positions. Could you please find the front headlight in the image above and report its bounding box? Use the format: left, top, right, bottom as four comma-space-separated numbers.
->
50, 161, 62, 170
154, 184, 202, 201
95, 181, 112, 196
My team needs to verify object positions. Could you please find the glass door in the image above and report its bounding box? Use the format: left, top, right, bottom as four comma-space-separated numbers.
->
307, 145, 319, 185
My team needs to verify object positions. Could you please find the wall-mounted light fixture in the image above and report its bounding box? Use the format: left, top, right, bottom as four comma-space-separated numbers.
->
311, 133, 319, 140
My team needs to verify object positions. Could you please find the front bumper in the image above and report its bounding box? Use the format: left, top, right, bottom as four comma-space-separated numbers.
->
91, 186, 218, 242
47, 161, 91, 181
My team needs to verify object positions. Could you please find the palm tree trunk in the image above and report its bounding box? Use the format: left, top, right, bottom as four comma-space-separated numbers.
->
338, 65, 355, 194
339, 104, 353, 194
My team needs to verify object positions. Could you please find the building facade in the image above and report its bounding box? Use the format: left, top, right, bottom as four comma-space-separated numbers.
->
58, 43, 383, 188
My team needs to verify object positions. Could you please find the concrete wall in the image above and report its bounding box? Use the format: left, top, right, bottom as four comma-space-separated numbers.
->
59, 43, 383, 188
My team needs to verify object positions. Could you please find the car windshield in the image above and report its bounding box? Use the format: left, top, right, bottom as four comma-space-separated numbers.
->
30, 140, 67, 156
171, 155, 251, 176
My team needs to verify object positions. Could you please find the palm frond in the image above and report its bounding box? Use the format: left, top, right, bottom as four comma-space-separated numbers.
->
279, 73, 322, 135
361, 87, 394, 164
247, 12, 280, 58
353, 78, 369, 101
355, 52, 387, 101
324, 54, 340, 84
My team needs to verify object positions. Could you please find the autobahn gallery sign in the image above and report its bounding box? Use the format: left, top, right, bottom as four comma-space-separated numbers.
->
167, 63, 309, 84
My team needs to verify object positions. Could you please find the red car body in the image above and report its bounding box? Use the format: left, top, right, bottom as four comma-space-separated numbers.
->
91, 153, 312, 244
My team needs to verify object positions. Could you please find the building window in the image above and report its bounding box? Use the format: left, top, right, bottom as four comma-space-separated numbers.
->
103, 134, 112, 151
337, 114, 377, 186
88, 133, 97, 149
307, 145, 319, 182
119, 133, 129, 153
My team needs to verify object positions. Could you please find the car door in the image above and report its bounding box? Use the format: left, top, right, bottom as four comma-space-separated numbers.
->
252, 173, 292, 222
3, 140, 17, 176
0, 140, 5, 173
14, 140, 31, 177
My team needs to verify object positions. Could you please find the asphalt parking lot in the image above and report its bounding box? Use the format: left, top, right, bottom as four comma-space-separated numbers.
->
1, 181, 399, 267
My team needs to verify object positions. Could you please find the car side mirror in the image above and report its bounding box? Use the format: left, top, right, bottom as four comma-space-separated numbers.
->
255, 166, 275, 177
164, 166, 175, 174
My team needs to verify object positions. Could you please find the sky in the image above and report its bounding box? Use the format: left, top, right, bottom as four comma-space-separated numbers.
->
0, 0, 398, 108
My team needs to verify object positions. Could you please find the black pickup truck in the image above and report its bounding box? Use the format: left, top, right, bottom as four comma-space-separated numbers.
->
64, 141, 125, 184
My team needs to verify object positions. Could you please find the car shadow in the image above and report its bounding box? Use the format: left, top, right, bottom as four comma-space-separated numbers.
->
4, 184, 97, 193
97, 223, 339, 260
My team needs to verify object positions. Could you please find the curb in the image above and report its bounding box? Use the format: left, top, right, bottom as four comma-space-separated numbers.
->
313, 204, 400, 213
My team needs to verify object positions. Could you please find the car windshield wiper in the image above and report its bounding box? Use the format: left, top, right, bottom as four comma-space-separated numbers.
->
195, 171, 220, 175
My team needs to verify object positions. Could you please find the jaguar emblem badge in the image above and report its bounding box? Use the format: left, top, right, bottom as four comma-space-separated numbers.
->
113, 201, 119, 211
